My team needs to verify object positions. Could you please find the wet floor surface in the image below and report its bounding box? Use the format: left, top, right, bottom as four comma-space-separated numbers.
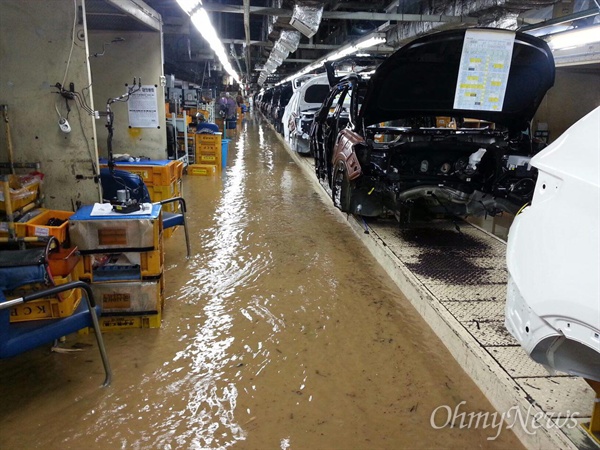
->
0, 115, 524, 449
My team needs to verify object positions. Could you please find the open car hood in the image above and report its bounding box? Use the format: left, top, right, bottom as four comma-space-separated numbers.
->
360, 28, 555, 131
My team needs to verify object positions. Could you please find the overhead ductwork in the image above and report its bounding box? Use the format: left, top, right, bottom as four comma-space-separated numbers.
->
289, 4, 324, 38
272, 41, 290, 60
267, 0, 283, 37
385, 0, 565, 48
279, 30, 302, 53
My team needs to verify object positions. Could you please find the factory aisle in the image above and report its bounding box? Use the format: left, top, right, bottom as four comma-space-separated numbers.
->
0, 115, 524, 450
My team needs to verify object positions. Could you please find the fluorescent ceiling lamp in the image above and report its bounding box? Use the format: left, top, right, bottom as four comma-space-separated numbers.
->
327, 46, 357, 61
355, 36, 386, 50
547, 25, 600, 50
176, 0, 201, 15
177, 3, 241, 84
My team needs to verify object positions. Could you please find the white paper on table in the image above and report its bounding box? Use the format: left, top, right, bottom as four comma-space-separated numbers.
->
89, 202, 154, 216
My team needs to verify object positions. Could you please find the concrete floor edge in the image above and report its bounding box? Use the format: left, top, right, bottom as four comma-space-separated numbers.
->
268, 124, 579, 450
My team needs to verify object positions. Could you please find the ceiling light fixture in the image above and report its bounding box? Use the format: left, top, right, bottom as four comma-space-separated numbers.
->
176, 0, 242, 85
176, 0, 202, 15
263, 32, 387, 87
547, 25, 600, 50
355, 35, 387, 50
326, 46, 357, 62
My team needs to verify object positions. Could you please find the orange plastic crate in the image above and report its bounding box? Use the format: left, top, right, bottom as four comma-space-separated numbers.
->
26, 209, 73, 244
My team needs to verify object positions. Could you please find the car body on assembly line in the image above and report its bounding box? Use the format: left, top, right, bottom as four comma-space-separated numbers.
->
505, 106, 600, 382
285, 74, 330, 153
312, 28, 555, 220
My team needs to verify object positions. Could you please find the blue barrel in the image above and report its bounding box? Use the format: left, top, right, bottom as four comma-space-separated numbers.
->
221, 139, 230, 168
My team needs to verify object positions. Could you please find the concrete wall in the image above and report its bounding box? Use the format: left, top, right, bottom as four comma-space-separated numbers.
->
0, 0, 101, 210
533, 68, 600, 142
88, 30, 167, 161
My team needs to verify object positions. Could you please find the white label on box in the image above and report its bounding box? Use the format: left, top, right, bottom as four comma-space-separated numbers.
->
34, 226, 50, 237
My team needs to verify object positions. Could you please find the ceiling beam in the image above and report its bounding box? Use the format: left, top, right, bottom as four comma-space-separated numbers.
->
201, 4, 478, 24
105, 0, 162, 31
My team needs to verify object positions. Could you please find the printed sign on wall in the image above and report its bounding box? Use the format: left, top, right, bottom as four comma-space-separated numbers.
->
128, 85, 159, 128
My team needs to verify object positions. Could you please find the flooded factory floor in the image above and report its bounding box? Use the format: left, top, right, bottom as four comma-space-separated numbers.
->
0, 115, 528, 449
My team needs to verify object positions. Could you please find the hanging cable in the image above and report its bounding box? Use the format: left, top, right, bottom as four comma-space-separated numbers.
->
54, 0, 78, 122
61, 0, 77, 87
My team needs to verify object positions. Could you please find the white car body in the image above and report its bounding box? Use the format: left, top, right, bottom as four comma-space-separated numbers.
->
505, 106, 600, 381
282, 75, 314, 142
283, 74, 330, 153
282, 90, 299, 142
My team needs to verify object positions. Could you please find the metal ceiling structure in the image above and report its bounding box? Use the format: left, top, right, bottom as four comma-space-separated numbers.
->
85, 0, 600, 91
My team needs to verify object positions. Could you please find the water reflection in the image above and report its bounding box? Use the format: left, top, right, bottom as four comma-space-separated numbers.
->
160, 125, 259, 448
257, 122, 274, 172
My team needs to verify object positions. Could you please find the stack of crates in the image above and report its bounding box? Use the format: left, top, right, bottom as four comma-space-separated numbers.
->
99, 160, 185, 238
189, 133, 222, 176
69, 204, 164, 330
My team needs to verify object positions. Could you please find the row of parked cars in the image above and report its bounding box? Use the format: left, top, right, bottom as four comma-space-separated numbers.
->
255, 73, 331, 154
257, 27, 600, 383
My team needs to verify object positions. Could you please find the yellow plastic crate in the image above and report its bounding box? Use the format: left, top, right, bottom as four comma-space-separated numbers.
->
99, 161, 180, 186
1, 207, 47, 238
197, 151, 221, 165
148, 182, 180, 213
90, 277, 163, 314
15, 274, 72, 299
148, 181, 177, 203
0, 174, 41, 212
174, 160, 184, 182
7, 282, 82, 323
195, 133, 222, 146
97, 310, 162, 331
141, 246, 163, 277
188, 164, 218, 176
197, 144, 220, 158
0, 220, 28, 238
80, 247, 163, 282
26, 209, 73, 244
197, 142, 220, 152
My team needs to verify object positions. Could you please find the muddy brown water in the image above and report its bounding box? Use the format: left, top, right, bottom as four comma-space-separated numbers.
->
0, 116, 524, 450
